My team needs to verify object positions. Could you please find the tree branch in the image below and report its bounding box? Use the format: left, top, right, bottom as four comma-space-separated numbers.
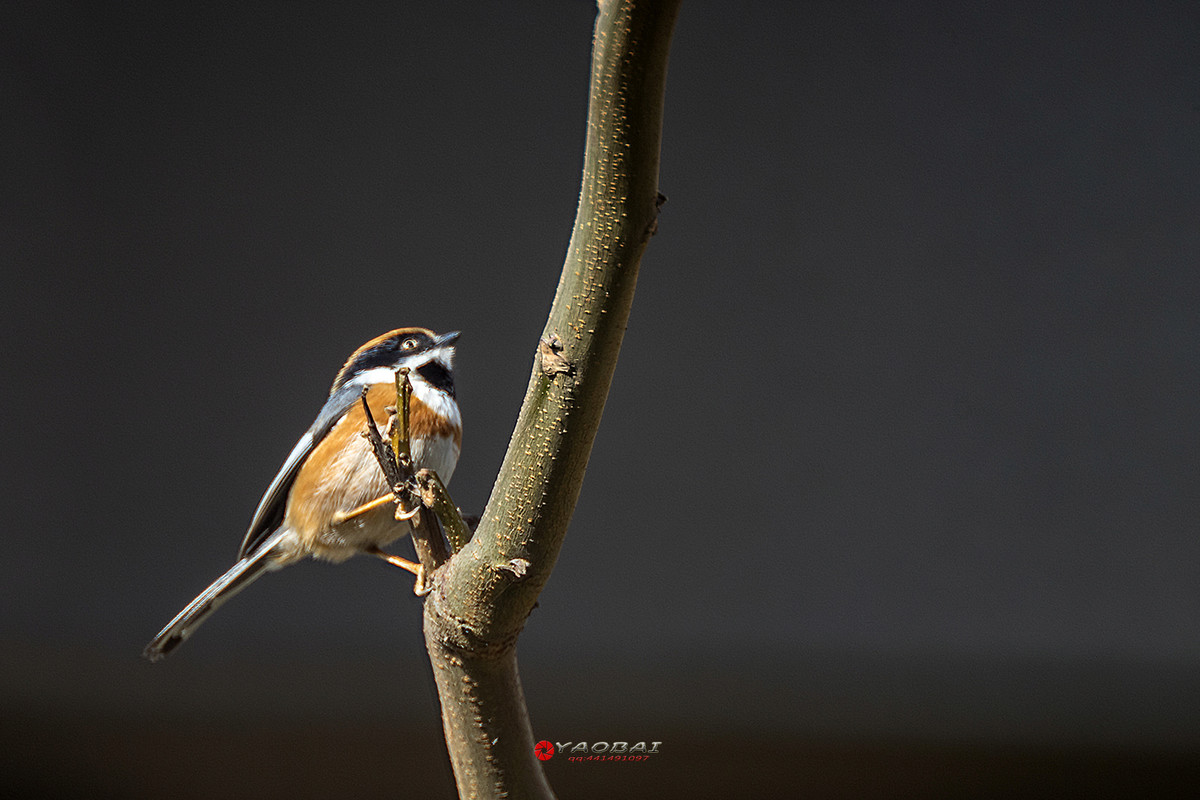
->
420, 1, 681, 797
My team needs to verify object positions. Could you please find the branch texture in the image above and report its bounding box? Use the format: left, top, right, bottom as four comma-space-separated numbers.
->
421, 1, 681, 797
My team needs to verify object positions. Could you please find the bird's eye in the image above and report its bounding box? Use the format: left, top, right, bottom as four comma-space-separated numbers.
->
401, 338, 419, 350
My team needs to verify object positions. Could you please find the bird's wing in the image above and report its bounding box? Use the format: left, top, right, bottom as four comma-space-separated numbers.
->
236, 382, 366, 558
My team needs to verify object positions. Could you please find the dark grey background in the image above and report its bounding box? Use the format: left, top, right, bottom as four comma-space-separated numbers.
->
4, 1, 1199, 796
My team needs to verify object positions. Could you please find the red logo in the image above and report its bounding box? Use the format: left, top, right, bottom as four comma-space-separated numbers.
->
534, 740, 555, 761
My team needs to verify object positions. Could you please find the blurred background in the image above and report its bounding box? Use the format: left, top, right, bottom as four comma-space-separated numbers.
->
4, 1, 1199, 796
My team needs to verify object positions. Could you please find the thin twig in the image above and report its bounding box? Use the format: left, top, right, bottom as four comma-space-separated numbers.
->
360, 389, 405, 488
392, 366, 412, 469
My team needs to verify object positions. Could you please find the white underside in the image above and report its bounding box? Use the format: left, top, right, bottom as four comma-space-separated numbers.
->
413, 433, 460, 484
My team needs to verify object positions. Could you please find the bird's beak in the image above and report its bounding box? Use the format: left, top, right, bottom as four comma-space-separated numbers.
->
434, 331, 461, 348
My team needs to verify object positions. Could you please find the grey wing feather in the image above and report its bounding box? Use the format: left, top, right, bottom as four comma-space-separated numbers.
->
236, 384, 366, 558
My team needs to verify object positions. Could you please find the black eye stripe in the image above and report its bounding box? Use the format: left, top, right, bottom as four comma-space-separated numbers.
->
329, 331, 455, 393
344, 335, 427, 376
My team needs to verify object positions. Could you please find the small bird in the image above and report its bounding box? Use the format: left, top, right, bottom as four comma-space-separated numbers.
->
143, 327, 461, 661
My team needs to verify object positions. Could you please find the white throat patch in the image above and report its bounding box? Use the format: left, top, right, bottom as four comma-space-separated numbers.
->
348, 366, 461, 430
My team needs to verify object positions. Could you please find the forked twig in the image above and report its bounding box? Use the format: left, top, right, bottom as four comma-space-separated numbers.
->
360, 368, 466, 582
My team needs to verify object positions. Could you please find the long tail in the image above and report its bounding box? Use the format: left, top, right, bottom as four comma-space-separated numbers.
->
142, 530, 286, 662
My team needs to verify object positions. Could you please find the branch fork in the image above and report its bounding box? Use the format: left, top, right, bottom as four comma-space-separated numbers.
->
359, 367, 469, 593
